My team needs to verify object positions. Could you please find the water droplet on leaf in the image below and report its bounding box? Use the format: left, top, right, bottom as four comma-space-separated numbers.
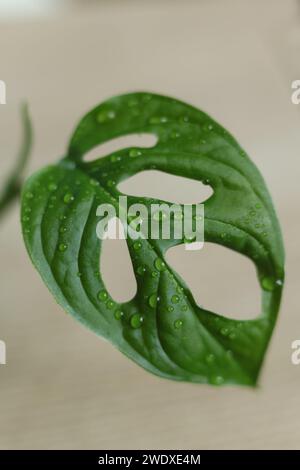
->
137, 265, 146, 276
148, 293, 158, 308
130, 313, 143, 329
133, 241, 142, 251
63, 192, 74, 204
58, 243, 67, 252
48, 183, 57, 192
106, 300, 115, 310
114, 309, 124, 320
206, 354, 215, 364
97, 109, 116, 123
129, 149, 142, 158
154, 258, 166, 272
98, 289, 108, 301
261, 276, 275, 291
174, 319, 183, 329
211, 375, 224, 385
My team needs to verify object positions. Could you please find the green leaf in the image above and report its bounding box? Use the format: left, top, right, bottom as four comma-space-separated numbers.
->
21, 92, 284, 386
0, 104, 32, 219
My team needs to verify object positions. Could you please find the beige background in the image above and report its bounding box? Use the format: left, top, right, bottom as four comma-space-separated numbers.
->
0, 0, 300, 449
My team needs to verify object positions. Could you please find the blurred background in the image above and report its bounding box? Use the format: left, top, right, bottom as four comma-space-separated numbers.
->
0, 0, 300, 449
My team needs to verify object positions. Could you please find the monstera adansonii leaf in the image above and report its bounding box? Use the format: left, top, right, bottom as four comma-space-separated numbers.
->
21, 92, 284, 386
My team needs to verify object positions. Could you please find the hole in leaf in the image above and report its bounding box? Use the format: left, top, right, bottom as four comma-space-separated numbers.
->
84, 133, 157, 162
166, 242, 261, 320
118, 170, 213, 204
100, 218, 137, 303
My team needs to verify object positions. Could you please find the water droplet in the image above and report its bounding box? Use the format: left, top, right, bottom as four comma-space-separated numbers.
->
220, 327, 229, 336
181, 305, 188, 312
167, 306, 174, 312
171, 294, 180, 304
133, 241, 142, 251
149, 116, 168, 124
59, 226, 67, 234
154, 258, 166, 272
205, 353, 215, 364
63, 192, 74, 204
107, 180, 115, 188
220, 232, 226, 239
148, 293, 158, 308
276, 279, 283, 287
77, 272, 82, 277
114, 309, 124, 320
58, 243, 67, 252
89, 179, 99, 186
110, 154, 121, 163
170, 131, 180, 139
98, 289, 108, 301
129, 149, 142, 158
130, 313, 143, 329
137, 265, 146, 276
211, 375, 224, 385
261, 276, 275, 291
59, 214, 67, 221
229, 332, 236, 340
151, 271, 158, 278
106, 300, 115, 310
22, 215, 30, 222
97, 109, 116, 123
174, 319, 183, 329
207, 124, 213, 131
25, 192, 34, 199
255, 203, 262, 209
48, 183, 57, 192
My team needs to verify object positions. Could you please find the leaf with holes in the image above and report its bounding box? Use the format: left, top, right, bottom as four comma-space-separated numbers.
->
21, 92, 284, 386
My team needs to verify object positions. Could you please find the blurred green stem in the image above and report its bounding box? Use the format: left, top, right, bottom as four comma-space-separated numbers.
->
0, 104, 32, 219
